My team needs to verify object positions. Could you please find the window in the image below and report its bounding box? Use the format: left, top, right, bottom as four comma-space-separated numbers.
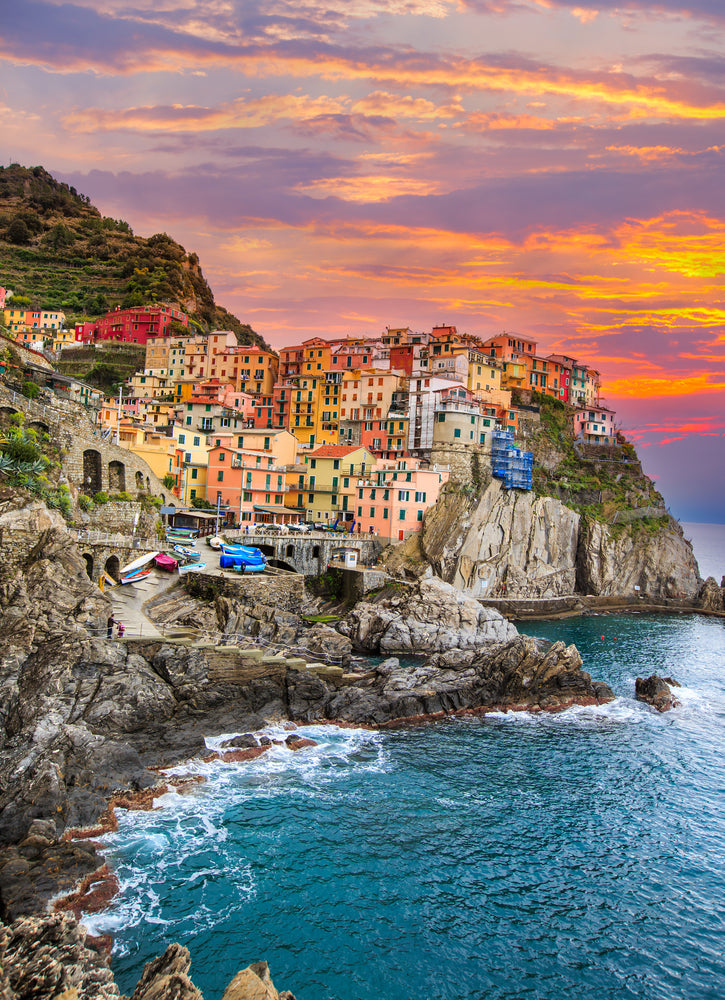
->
438, 412, 445, 422
398, 490, 409, 502
244, 491, 252, 501
193, 436, 200, 446
186, 416, 192, 426
185, 452, 191, 463
358, 506, 363, 516
217, 470, 224, 481
454, 428, 461, 438
191, 468, 198, 479
383, 508, 388, 519
333, 459, 340, 469
219, 452, 225, 462
311, 459, 317, 468
417, 510, 423, 521
190, 489, 196, 499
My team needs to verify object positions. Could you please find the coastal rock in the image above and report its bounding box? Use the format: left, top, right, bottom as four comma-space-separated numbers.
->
130, 943, 202, 1000
0, 913, 120, 999
221, 960, 295, 1000
419, 481, 580, 597
401, 479, 701, 600
698, 577, 725, 612
336, 577, 518, 653
287, 635, 614, 725
635, 674, 681, 712
577, 518, 700, 599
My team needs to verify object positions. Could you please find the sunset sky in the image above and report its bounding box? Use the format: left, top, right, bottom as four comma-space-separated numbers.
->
2, 0, 724, 523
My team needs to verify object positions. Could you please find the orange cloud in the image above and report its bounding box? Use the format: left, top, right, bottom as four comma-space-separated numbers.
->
607, 374, 725, 398
62, 93, 348, 133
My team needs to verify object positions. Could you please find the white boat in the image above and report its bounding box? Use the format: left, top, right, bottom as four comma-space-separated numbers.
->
119, 551, 159, 576
179, 562, 206, 575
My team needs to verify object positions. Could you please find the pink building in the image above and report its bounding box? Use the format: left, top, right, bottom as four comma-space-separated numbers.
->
354, 458, 449, 541
573, 405, 616, 445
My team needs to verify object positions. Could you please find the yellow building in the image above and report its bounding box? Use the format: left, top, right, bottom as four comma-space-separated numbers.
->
293, 444, 376, 524
115, 422, 177, 482
127, 371, 170, 398
172, 423, 212, 504
466, 350, 511, 409
287, 371, 341, 449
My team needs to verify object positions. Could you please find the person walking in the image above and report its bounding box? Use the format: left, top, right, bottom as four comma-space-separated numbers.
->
106, 614, 116, 639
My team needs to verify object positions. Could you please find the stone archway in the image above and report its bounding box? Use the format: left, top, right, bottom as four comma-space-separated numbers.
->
27, 420, 50, 437
285, 543, 295, 558
83, 449, 102, 494
82, 553, 94, 579
108, 460, 126, 492
135, 471, 144, 491
104, 555, 121, 583
267, 558, 297, 572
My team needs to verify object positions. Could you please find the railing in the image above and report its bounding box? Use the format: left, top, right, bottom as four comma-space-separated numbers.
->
75, 529, 170, 550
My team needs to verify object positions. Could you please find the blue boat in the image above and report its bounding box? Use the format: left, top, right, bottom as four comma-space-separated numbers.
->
219, 544, 267, 573
173, 544, 202, 563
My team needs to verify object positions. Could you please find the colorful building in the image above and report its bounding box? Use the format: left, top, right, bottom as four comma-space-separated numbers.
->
207, 429, 298, 523
82, 304, 188, 345
573, 406, 616, 445
355, 458, 449, 541
293, 444, 376, 524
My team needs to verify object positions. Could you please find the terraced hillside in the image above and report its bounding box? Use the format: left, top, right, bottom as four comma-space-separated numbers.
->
0, 164, 267, 348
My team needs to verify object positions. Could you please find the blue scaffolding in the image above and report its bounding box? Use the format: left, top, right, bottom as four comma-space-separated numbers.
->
491, 430, 533, 490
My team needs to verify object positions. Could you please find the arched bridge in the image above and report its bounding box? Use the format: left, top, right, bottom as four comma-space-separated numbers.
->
223, 530, 383, 574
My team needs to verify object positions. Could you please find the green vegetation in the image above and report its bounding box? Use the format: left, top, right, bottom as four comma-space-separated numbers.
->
0, 420, 71, 517
0, 164, 269, 349
305, 569, 344, 599
525, 391, 666, 524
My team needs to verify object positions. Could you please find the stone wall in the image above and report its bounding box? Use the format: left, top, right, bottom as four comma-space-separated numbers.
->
185, 571, 305, 613
80, 500, 160, 537
429, 443, 492, 485
0, 383, 170, 502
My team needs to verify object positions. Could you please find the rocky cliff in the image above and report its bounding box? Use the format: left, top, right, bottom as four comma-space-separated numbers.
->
404, 479, 700, 600
0, 494, 615, 995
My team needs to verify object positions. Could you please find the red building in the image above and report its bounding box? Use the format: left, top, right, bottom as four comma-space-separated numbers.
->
81, 305, 189, 345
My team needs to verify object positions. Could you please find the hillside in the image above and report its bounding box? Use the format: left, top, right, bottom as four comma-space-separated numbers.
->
0, 164, 268, 349
521, 391, 667, 526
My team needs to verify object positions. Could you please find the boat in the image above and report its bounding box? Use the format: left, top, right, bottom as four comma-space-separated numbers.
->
178, 562, 206, 575
119, 550, 159, 577
166, 532, 196, 545
165, 526, 199, 540
154, 552, 178, 572
219, 544, 267, 573
206, 535, 224, 549
120, 568, 152, 585
173, 544, 202, 563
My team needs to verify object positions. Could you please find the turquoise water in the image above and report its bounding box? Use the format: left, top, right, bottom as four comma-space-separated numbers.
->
88, 609, 725, 1000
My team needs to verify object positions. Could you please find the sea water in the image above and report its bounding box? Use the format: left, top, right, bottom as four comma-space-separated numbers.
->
87, 528, 725, 1000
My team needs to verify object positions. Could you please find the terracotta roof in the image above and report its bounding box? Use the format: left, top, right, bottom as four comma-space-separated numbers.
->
309, 445, 364, 457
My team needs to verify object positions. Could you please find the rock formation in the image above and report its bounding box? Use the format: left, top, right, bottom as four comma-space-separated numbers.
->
336, 577, 518, 652
635, 674, 681, 712
576, 518, 700, 599
697, 576, 725, 612
0, 494, 612, 997
409, 480, 700, 600
0, 914, 295, 1000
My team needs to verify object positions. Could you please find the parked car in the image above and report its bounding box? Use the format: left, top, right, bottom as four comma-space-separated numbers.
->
289, 522, 311, 532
